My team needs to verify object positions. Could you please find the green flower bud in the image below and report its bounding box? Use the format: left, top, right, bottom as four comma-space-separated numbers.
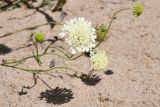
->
34, 32, 45, 43
133, 3, 143, 17
96, 25, 107, 42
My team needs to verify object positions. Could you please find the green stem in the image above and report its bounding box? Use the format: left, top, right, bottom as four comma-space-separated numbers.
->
43, 42, 53, 54
50, 46, 73, 58
106, 8, 131, 33
1, 51, 83, 66
35, 43, 41, 66
3, 55, 33, 65
1, 63, 79, 74
95, 42, 101, 49
95, 7, 131, 48
45, 52, 83, 60
0, 21, 63, 38
88, 69, 94, 78
70, 53, 84, 60
1, 42, 55, 65
36, 43, 39, 56
43, 41, 83, 60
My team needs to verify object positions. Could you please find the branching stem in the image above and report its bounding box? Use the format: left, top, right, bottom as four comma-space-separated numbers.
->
95, 7, 131, 47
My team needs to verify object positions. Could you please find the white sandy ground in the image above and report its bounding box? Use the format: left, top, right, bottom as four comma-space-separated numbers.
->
0, 0, 160, 107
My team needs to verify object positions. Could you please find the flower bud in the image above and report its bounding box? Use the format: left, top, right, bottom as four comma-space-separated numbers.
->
34, 32, 45, 43
133, 3, 143, 17
96, 25, 107, 42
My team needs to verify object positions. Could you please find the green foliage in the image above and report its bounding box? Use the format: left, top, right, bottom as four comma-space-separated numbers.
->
96, 25, 107, 42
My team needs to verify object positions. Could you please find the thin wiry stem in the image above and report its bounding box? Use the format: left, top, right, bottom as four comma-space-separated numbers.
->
2, 42, 53, 65
106, 8, 131, 33
1, 63, 79, 75
1, 51, 83, 66
87, 69, 94, 78
34, 43, 42, 65
95, 7, 131, 47
0, 22, 63, 38
43, 42, 53, 54
50, 46, 73, 58
1, 42, 84, 66
3, 55, 33, 65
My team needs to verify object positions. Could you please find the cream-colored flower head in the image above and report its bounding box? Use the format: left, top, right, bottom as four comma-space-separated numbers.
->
90, 50, 108, 70
59, 17, 96, 54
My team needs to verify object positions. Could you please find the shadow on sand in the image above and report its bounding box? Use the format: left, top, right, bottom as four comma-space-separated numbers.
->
0, 44, 12, 55
80, 74, 101, 86
39, 87, 74, 105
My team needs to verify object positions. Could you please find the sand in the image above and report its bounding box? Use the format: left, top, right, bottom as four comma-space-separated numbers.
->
0, 0, 160, 107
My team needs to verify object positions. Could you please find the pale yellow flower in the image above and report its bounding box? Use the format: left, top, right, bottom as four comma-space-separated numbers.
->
90, 50, 108, 70
59, 17, 96, 54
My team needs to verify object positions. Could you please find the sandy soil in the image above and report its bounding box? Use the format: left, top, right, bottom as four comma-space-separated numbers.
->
0, 0, 160, 107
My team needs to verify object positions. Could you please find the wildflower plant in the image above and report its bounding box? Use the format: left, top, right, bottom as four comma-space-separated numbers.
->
0, 3, 143, 81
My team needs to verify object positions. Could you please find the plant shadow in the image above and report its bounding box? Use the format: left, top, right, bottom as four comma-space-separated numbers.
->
18, 73, 37, 95
18, 73, 73, 104
39, 87, 74, 105
105, 70, 114, 75
0, 44, 12, 55
0, 0, 67, 38
80, 74, 101, 86
36, 9, 56, 29
14, 44, 32, 51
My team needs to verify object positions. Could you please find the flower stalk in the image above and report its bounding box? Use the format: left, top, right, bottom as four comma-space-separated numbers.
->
88, 69, 94, 78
